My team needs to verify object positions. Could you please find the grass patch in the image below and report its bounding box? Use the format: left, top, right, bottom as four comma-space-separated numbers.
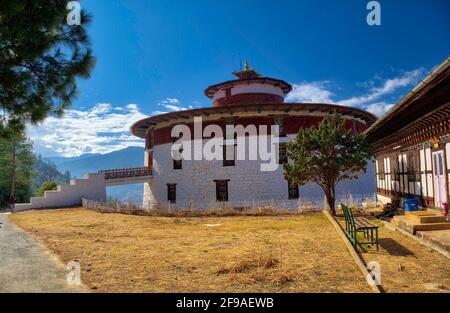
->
335, 216, 450, 293
9, 208, 371, 292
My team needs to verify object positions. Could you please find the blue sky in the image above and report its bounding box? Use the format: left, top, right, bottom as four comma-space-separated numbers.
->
29, 0, 450, 157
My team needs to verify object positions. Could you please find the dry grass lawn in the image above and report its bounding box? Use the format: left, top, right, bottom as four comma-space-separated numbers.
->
10, 208, 372, 292
336, 216, 450, 293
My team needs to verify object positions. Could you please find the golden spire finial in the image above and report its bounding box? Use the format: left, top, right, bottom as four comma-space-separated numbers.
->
232, 59, 260, 79
244, 59, 249, 71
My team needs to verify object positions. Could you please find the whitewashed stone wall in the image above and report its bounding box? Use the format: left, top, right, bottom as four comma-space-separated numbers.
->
212, 83, 284, 101
14, 173, 106, 212
144, 136, 286, 209
143, 135, 375, 209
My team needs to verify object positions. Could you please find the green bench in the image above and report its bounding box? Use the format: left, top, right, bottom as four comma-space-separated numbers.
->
342, 204, 379, 250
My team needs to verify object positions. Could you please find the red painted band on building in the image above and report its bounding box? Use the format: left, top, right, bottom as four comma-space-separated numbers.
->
213, 93, 284, 107
146, 115, 368, 147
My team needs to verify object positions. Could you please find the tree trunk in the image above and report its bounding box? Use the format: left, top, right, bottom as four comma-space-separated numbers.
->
10, 136, 16, 207
325, 185, 336, 216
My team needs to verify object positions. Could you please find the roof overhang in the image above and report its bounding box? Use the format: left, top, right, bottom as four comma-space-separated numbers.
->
130, 102, 377, 138
365, 56, 450, 144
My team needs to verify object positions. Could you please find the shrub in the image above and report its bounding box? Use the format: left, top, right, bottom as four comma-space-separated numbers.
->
36, 181, 57, 197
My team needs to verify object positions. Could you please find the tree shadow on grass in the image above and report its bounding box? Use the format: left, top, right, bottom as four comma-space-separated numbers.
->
379, 238, 415, 256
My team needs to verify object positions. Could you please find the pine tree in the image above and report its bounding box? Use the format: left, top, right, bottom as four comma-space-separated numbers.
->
0, 0, 95, 135
283, 113, 372, 215
0, 131, 36, 208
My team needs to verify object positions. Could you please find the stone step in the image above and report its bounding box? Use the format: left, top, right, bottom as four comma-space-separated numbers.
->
416, 230, 450, 253
405, 211, 435, 218
416, 215, 447, 223
413, 222, 450, 232
397, 218, 450, 234
405, 210, 446, 223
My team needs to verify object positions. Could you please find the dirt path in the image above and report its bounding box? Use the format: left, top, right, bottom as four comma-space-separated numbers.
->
0, 212, 84, 292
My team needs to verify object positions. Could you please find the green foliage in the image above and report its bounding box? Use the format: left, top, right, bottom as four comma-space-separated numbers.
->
36, 181, 58, 197
33, 154, 70, 191
0, 132, 70, 207
0, 0, 95, 136
0, 132, 36, 207
283, 113, 372, 214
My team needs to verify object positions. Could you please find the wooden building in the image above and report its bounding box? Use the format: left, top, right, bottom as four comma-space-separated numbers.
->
366, 57, 450, 209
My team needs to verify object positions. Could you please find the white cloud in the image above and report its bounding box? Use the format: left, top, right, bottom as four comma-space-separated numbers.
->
28, 98, 199, 157
90, 103, 111, 114
165, 98, 180, 104
153, 98, 194, 114
364, 102, 394, 117
338, 69, 423, 107
27, 103, 147, 157
285, 69, 424, 118
285, 82, 334, 103
126, 104, 139, 112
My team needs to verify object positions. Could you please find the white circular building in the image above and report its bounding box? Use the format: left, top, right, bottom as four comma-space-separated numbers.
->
131, 63, 377, 209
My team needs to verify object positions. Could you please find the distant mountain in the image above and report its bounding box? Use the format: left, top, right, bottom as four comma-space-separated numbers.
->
47, 147, 145, 203
53, 146, 144, 178
47, 153, 98, 166
33, 156, 71, 192
107, 184, 144, 203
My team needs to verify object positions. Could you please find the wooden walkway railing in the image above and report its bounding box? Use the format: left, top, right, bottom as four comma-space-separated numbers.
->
98, 167, 152, 180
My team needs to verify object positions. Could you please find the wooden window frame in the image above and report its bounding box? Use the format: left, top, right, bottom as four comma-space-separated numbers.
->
378, 159, 385, 180
167, 184, 176, 203
223, 120, 236, 166
173, 147, 183, 170
214, 180, 229, 202
407, 152, 420, 182
173, 158, 182, 170
390, 156, 400, 181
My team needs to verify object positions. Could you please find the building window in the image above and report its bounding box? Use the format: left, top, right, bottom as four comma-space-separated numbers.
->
407, 153, 420, 182
173, 149, 183, 170
377, 159, 385, 180
167, 184, 176, 203
390, 156, 399, 181
223, 120, 236, 166
223, 144, 235, 166
173, 148, 183, 169
215, 180, 229, 202
173, 158, 182, 170
278, 143, 287, 164
274, 117, 286, 137
288, 181, 299, 199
